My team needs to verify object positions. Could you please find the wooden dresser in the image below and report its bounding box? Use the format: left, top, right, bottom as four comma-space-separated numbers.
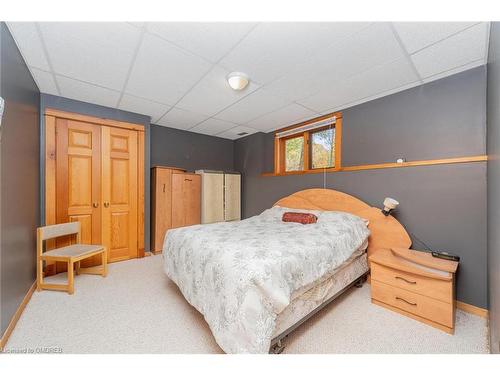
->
151, 166, 201, 253
369, 248, 459, 333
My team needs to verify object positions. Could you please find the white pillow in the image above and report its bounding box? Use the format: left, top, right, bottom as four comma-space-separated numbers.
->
317, 211, 369, 226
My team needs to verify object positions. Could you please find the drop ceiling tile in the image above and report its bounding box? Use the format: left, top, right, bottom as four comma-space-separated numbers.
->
217, 125, 258, 140
262, 23, 406, 102
155, 107, 209, 130
118, 94, 171, 123
176, 65, 260, 117
246, 103, 317, 131
126, 33, 212, 105
393, 22, 478, 53
319, 80, 423, 115
422, 59, 485, 84
411, 23, 488, 79
146, 22, 256, 63
7, 22, 50, 71
189, 118, 238, 136
219, 22, 371, 84
39, 22, 142, 91
298, 58, 419, 113
214, 87, 291, 124
56, 76, 121, 108
30, 68, 59, 95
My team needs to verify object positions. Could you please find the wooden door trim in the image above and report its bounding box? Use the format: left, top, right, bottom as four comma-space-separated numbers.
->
138, 132, 145, 258
45, 108, 145, 132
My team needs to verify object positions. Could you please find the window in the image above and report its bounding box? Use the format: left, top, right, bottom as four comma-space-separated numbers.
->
284, 136, 304, 172
274, 113, 342, 174
311, 127, 335, 169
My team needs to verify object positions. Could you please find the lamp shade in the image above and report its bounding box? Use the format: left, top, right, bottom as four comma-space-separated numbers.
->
383, 197, 399, 211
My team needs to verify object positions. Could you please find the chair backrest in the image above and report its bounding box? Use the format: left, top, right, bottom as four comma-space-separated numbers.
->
37, 222, 80, 256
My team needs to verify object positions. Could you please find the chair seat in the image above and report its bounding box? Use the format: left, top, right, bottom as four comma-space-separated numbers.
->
42, 244, 105, 259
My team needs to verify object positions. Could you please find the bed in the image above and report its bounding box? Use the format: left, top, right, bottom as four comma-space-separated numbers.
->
163, 189, 411, 354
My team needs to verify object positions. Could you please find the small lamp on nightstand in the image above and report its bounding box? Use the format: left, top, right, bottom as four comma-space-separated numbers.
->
381, 197, 399, 216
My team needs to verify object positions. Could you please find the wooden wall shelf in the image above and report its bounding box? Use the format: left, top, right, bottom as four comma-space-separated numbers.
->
261, 155, 487, 177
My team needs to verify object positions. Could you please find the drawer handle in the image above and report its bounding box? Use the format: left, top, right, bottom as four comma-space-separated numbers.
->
395, 296, 417, 306
395, 276, 417, 285
185, 178, 192, 182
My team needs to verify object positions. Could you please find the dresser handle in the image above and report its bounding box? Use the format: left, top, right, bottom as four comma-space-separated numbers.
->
185, 178, 192, 182
92, 202, 99, 208
395, 296, 417, 306
104, 202, 109, 208
395, 276, 416, 284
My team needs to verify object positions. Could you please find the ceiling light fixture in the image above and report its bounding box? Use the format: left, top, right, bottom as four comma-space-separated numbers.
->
227, 72, 249, 91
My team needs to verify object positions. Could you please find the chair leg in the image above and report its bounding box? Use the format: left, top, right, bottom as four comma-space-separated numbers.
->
75, 261, 81, 275
67, 260, 74, 295
37, 257, 43, 292
102, 249, 108, 277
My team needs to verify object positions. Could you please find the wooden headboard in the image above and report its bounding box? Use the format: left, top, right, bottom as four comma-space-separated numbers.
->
274, 188, 411, 257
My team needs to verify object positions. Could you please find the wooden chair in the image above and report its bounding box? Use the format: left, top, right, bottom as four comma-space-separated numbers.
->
37, 222, 107, 294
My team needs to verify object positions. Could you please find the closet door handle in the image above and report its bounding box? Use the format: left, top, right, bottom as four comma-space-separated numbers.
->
92, 202, 99, 208
395, 276, 416, 285
104, 202, 110, 208
395, 296, 417, 306
163, 184, 166, 193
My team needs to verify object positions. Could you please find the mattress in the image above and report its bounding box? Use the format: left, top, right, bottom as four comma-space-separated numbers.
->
273, 252, 369, 337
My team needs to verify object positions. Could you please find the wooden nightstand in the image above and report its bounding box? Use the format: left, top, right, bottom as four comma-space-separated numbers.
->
369, 248, 459, 334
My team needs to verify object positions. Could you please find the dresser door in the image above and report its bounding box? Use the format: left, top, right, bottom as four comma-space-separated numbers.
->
172, 173, 201, 228
55, 119, 102, 268
183, 174, 201, 226
152, 167, 173, 252
101, 126, 138, 262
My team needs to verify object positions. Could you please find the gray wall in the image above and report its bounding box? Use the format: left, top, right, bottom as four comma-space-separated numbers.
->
235, 66, 487, 309
487, 21, 500, 354
150, 124, 234, 172
39, 94, 151, 252
0, 22, 40, 336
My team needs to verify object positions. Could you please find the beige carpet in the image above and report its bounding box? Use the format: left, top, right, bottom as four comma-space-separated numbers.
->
5, 255, 488, 354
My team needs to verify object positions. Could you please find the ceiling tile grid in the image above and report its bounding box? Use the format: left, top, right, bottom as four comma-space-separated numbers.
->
175, 65, 260, 117
189, 118, 240, 137
155, 106, 209, 131
6, 22, 490, 139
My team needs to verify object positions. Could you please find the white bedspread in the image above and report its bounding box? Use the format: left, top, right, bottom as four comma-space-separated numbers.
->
163, 208, 370, 353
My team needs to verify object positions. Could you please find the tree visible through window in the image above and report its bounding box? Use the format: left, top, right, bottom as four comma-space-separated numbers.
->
311, 127, 335, 169
285, 136, 304, 171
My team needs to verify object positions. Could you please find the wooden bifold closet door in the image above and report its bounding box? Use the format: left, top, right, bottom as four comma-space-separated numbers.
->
55, 119, 102, 268
47, 111, 143, 270
101, 126, 138, 262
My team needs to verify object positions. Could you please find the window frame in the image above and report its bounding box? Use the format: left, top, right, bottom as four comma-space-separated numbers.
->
274, 113, 342, 175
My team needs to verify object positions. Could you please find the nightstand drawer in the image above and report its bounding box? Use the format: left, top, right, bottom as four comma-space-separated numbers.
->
371, 280, 453, 328
371, 263, 452, 303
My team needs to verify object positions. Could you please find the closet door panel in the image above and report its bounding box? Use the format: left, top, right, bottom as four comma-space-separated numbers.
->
102, 126, 138, 262
200, 172, 224, 224
224, 173, 241, 221
56, 119, 102, 268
